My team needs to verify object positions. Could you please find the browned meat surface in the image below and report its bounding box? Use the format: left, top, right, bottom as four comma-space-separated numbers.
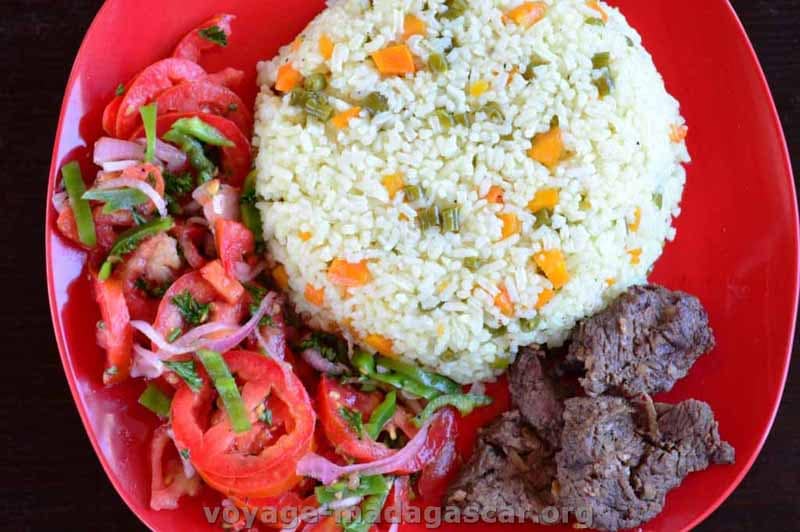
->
568, 284, 715, 397
557, 396, 734, 531
632, 400, 735, 502
444, 411, 556, 519
508, 346, 572, 446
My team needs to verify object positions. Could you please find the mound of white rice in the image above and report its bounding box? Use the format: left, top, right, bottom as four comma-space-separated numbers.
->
254, 0, 689, 383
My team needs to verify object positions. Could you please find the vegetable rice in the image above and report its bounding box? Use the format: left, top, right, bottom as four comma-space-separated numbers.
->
254, 0, 690, 382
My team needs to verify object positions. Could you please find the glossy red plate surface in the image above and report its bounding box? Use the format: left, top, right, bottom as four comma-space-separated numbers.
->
46, 1, 797, 531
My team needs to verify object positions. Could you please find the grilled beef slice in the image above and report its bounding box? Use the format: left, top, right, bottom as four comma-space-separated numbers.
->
445, 410, 556, 519
557, 397, 734, 531
508, 346, 574, 446
568, 284, 715, 397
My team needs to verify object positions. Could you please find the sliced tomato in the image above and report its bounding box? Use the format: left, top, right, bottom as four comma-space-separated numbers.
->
152, 270, 246, 340
102, 94, 124, 136
416, 416, 461, 503
172, 221, 210, 270
172, 14, 235, 63
206, 67, 246, 90
215, 219, 255, 278
318, 377, 413, 462
130, 112, 251, 186
171, 351, 316, 499
93, 276, 133, 385
96, 163, 166, 217
114, 58, 207, 138
150, 424, 201, 510
384, 476, 410, 528
395, 407, 457, 475
201, 259, 245, 304
119, 233, 181, 322
154, 79, 252, 138
55, 207, 82, 247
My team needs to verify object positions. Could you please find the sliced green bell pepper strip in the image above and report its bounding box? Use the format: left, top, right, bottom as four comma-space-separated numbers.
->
376, 355, 461, 395
162, 130, 215, 184
365, 390, 396, 440
140, 103, 158, 163
138, 383, 171, 418
413, 393, 493, 427
315, 474, 390, 505
62, 161, 96, 247
98, 216, 174, 281
170, 116, 234, 147
197, 349, 252, 433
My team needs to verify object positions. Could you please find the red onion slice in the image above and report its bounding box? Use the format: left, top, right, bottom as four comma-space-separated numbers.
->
131, 321, 188, 357
201, 293, 276, 354
97, 177, 168, 218
101, 160, 140, 173
173, 322, 238, 348
234, 261, 266, 283
94, 137, 144, 164
301, 349, 348, 375
296, 413, 440, 484
131, 345, 166, 379
52, 191, 68, 214
135, 138, 188, 172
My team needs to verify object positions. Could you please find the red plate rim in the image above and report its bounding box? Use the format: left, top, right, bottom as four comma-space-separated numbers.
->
44, 1, 799, 530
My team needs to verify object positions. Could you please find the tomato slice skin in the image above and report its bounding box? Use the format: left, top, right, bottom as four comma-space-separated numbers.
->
102, 94, 124, 136
416, 413, 461, 503
206, 67, 245, 90
215, 219, 255, 278
317, 377, 397, 462
93, 276, 133, 384
130, 112, 251, 186
171, 351, 316, 499
172, 14, 235, 63
114, 58, 207, 138
154, 79, 252, 138
150, 424, 201, 510
395, 407, 457, 475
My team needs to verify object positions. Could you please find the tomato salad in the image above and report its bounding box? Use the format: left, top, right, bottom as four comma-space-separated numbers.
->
52, 15, 492, 532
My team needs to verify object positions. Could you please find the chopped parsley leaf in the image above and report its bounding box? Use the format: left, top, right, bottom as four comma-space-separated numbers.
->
164, 359, 203, 392
115, 83, 125, 97
179, 448, 191, 460
171, 291, 210, 325
163, 171, 195, 212
299, 332, 343, 362
134, 277, 169, 299
199, 25, 228, 47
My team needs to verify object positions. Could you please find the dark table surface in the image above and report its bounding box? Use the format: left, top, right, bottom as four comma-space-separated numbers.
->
0, 1, 797, 530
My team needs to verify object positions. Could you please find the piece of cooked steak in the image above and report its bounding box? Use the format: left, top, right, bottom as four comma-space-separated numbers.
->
568, 284, 715, 397
445, 410, 556, 519
508, 346, 573, 446
557, 397, 734, 531
632, 400, 735, 502
556, 397, 655, 531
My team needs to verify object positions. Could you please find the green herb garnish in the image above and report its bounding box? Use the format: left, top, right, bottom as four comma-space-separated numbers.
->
171, 290, 211, 325
164, 360, 203, 392
199, 25, 228, 47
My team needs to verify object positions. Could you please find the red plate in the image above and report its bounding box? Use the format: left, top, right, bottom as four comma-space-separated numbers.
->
45, 1, 797, 531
